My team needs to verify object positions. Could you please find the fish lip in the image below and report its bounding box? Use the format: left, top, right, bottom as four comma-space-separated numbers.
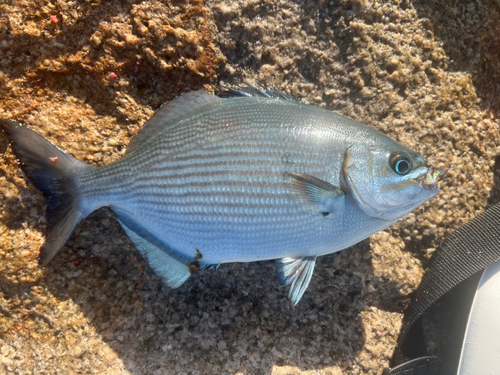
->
415, 166, 443, 190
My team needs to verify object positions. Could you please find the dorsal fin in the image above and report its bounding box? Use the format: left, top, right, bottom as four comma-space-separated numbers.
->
126, 90, 219, 155
218, 82, 300, 102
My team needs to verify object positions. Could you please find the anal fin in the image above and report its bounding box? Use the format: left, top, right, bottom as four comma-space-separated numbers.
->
278, 256, 317, 305
113, 209, 193, 288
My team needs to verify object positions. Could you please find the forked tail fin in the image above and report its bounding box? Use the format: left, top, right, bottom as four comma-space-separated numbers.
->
0, 119, 93, 266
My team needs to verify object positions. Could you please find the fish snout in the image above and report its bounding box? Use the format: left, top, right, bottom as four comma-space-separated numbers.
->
416, 166, 443, 190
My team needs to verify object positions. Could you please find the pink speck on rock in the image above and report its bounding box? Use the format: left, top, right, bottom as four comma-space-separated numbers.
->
110, 72, 117, 79
50, 15, 58, 23
49, 157, 58, 162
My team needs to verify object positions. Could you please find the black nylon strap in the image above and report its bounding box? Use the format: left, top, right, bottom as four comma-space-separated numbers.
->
384, 356, 440, 375
390, 202, 500, 368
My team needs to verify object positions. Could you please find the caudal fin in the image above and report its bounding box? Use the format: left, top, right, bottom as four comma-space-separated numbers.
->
0, 119, 93, 266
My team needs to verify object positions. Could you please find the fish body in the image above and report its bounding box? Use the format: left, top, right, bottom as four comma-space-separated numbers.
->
0, 85, 442, 304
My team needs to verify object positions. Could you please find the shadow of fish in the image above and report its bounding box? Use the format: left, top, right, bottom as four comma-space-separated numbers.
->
0, 84, 442, 305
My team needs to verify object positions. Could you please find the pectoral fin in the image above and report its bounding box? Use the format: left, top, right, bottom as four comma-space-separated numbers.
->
113, 208, 199, 288
286, 172, 344, 214
277, 256, 317, 305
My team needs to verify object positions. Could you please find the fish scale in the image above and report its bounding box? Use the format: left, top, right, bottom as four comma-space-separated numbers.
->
74, 99, 383, 266
0, 85, 442, 304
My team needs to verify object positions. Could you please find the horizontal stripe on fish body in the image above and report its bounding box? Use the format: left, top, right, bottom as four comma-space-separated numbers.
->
1, 86, 441, 305
121, 101, 371, 162
73, 100, 391, 263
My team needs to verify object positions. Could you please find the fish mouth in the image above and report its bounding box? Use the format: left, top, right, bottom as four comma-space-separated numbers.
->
415, 166, 443, 190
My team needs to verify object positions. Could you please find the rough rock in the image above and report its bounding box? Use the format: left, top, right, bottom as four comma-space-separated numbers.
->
1, 0, 499, 374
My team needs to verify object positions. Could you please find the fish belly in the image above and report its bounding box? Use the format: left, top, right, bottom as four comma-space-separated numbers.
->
125, 193, 386, 265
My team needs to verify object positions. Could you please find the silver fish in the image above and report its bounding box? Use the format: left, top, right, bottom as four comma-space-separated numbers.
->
0, 84, 442, 305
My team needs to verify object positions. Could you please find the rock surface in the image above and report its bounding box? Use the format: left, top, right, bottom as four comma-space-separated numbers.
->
1, 0, 499, 374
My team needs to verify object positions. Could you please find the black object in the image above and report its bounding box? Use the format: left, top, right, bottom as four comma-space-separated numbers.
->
385, 356, 441, 375
385, 202, 500, 374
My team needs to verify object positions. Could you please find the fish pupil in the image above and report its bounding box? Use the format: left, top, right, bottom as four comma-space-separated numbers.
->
396, 160, 409, 174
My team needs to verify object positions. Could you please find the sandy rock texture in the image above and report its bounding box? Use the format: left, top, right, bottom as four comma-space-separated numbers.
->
1, 0, 499, 374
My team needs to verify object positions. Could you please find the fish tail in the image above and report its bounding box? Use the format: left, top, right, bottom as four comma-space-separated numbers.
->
0, 119, 93, 266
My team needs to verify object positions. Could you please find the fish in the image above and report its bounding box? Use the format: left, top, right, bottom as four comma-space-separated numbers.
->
0, 84, 443, 305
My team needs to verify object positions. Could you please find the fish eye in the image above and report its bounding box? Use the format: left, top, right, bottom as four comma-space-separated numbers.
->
390, 153, 413, 175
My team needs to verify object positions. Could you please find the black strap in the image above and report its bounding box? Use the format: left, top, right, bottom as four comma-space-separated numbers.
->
387, 202, 500, 372
384, 356, 441, 375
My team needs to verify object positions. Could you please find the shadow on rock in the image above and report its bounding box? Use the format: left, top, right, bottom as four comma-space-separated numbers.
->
487, 154, 500, 207
410, 0, 500, 116
0, 0, 217, 123
37, 212, 377, 373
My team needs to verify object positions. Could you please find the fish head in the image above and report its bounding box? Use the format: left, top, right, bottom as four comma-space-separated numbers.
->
341, 143, 442, 221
